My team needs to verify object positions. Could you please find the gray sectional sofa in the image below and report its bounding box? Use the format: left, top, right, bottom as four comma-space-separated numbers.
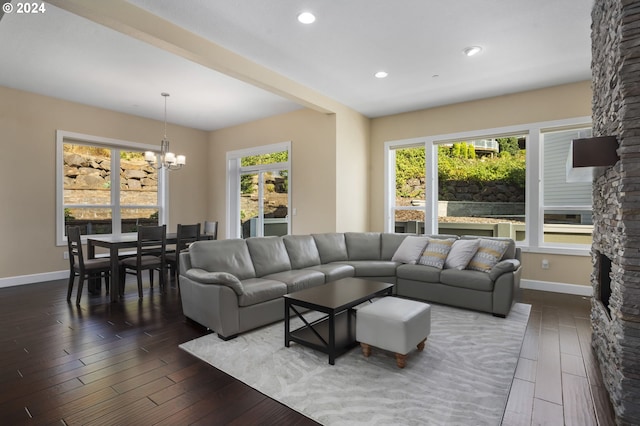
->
179, 232, 522, 340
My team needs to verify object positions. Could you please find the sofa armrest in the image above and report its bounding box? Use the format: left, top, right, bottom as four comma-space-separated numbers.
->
184, 269, 245, 296
488, 259, 521, 281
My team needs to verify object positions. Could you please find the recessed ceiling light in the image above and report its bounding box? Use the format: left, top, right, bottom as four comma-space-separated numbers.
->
374, 71, 388, 79
298, 12, 316, 24
463, 46, 483, 57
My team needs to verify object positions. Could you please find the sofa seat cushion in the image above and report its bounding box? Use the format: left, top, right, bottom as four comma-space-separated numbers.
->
238, 278, 288, 307
305, 264, 355, 281
337, 260, 399, 277
263, 269, 325, 293
440, 269, 494, 292
396, 264, 442, 282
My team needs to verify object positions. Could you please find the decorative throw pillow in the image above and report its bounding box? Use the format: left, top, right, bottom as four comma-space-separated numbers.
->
467, 238, 511, 272
444, 239, 480, 270
391, 236, 430, 264
418, 238, 455, 269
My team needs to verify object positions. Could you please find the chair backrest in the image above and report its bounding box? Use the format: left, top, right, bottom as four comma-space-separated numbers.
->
137, 225, 167, 260
204, 220, 218, 240
176, 223, 201, 253
66, 225, 85, 271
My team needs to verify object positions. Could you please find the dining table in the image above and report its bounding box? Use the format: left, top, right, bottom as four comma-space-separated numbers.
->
87, 232, 213, 302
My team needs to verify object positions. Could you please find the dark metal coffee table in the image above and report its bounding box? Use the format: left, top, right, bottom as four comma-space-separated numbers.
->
284, 277, 394, 365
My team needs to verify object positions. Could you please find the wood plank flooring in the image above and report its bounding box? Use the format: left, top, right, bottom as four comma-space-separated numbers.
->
503, 290, 616, 426
0, 278, 615, 425
0, 278, 318, 425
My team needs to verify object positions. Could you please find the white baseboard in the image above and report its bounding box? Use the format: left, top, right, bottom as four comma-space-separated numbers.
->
0, 270, 68, 289
521, 279, 593, 296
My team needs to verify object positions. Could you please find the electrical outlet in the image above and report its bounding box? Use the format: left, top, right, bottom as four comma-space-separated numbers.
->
541, 259, 549, 269
63, 251, 69, 260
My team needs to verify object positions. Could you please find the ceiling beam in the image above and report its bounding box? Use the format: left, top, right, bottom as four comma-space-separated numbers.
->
47, 0, 340, 115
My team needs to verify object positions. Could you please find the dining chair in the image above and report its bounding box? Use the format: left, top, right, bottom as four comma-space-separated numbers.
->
204, 220, 218, 240
119, 224, 167, 298
166, 223, 201, 282
66, 225, 111, 305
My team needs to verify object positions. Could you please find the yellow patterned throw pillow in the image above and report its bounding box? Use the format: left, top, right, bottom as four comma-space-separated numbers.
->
467, 238, 511, 272
418, 238, 456, 269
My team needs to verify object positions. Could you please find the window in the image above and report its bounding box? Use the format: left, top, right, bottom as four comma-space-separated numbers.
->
542, 127, 593, 246
56, 131, 166, 245
437, 136, 526, 241
384, 117, 592, 252
227, 142, 291, 239
389, 145, 426, 234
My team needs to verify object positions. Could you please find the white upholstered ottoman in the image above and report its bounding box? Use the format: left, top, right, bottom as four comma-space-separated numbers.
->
356, 297, 431, 368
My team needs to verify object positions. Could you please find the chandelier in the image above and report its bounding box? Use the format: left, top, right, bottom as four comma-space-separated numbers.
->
144, 92, 185, 170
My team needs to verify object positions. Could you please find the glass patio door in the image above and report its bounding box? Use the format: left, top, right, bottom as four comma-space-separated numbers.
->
240, 168, 289, 238
227, 142, 291, 239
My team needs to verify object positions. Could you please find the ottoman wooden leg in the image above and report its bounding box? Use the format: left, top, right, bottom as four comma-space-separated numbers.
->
360, 342, 371, 357
395, 353, 407, 369
417, 338, 427, 352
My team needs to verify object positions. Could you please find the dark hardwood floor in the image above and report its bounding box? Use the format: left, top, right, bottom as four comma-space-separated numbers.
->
0, 278, 616, 425
0, 278, 318, 425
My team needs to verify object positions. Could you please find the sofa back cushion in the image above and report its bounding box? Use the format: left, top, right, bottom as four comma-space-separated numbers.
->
283, 235, 322, 269
346, 232, 381, 260
189, 239, 256, 279
381, 233, 411, 260
312, 233, 349, 263
246, 236, 292, 277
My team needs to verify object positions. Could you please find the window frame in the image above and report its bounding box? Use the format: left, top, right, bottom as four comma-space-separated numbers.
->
56, 130, 168, 246
384, 116, 592, 255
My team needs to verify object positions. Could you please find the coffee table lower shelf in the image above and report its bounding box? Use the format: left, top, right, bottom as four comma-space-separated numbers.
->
286, 309, 357, 365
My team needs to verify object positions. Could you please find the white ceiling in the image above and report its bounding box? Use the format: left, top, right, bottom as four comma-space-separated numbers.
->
0, 0, 593, 131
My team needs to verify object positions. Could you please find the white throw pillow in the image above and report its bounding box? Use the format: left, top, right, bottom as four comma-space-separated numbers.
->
391, 236, 430, 264
444, 239, 480, 270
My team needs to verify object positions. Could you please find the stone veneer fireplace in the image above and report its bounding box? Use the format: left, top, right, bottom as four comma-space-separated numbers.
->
590, 0, 640, 424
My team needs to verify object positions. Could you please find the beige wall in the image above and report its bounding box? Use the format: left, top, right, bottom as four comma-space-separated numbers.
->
1, 81, 596, 290
209, 108, 338, 237
369, 81, 594, 288
336, 108, 371, 231
522, 252, 591, 286
0, 86, 209, 279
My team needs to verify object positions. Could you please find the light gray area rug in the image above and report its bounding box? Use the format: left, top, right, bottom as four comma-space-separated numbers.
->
180, 302, 531, 426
